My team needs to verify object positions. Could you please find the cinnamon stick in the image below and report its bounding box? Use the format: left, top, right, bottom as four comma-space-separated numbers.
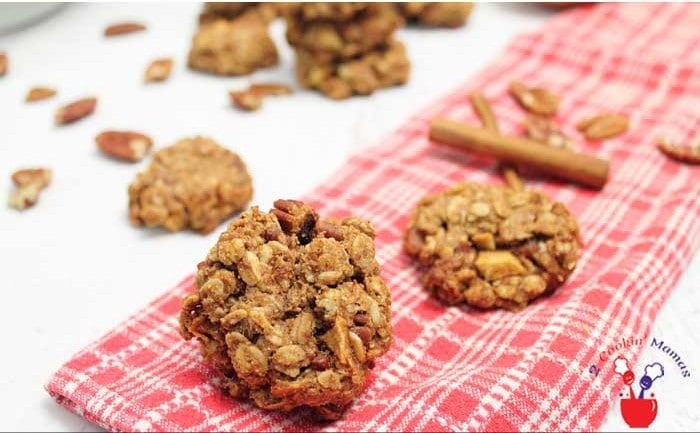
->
469, 93, 523, 191
430, 118, 609, 189
469, 93, 499, 131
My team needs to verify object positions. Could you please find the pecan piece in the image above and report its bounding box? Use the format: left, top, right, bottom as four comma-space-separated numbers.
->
350, 326, 371, 346
25, 86, 57, 102
229, 90, 263, 111
509, 81, 559, 116
104, 22, 146, 37
525, 115, 573, 149
0, 52, 8, 76
577, 113, 629, 140
353, 311, 369, 326
657, 138, 700, 165
8, 168, 52, 210
310, 352, 331, 370
230, 82, 293, 111
249, 82, 294, 96
318, 220, 345, 241
96, 130, 153, 162
55, 97, 97, 125
144, 58, 173, 83
271, 199, 318, 244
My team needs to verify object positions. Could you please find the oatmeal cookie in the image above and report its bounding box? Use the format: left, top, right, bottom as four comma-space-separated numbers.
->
399, 2, 474, 28
296, 38, 410, 99
179, 200, 392, 419
404, 183, 580, 311
128, 136, 252, 234
286, 3, 403, 61
188, 16, 278, 76
199, 2, 279, 25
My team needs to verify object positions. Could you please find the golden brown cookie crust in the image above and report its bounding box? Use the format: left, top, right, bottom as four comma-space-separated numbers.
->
404, 183, 580, 311
128, 136, 253, 234
179, 200, 392, 419
188, 16, 278, 76
399, 2, 474, 28
296, 39, 410, 99
285, 3, 403, 61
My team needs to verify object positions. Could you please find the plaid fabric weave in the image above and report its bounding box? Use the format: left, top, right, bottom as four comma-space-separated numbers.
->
47, 3, 700, 431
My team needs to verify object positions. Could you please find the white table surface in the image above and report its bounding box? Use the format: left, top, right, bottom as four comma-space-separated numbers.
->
0, 3, 697, 432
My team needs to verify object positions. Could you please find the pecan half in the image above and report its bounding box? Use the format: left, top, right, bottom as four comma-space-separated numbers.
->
8, 168, 52, 210
96, 130, 153, 162
509, 81, 559, 116
55, 97, 97, 125
577, 113, 629, 140
657, 138, 700, 165
144, 58, 173, 83
524, 115, 573, 149
0, 52, 7, 76
104, 22, 146, 37
25, 86, 57, 102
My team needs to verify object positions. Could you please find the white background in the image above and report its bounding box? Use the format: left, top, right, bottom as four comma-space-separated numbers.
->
0, 3, 697, 432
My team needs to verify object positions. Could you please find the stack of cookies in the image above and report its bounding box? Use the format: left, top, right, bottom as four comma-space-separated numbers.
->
188, 3, 279, 76
284, 2, 410, 99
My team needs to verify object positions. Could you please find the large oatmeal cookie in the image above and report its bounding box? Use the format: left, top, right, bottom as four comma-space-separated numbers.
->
188, 16, 278, 76
296, 38, 410, 99
128, 136, 252, 234
404, 183, 580, 311
286, 3, 403, 61
179, 200, 392, 419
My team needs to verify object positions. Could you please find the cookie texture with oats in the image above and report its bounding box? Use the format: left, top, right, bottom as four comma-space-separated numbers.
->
188, 16, 278, 76
404, 183, 580, 311
285, 3, 403, 61
179, 200, 392, 419
128, 136, 252, 234
295, 38, 410, 100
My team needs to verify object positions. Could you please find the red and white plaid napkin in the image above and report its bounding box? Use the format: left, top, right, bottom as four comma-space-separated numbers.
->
47, 3, 700, 431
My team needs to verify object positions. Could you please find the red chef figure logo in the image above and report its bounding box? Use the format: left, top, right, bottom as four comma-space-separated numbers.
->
614, 356, 664, 428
